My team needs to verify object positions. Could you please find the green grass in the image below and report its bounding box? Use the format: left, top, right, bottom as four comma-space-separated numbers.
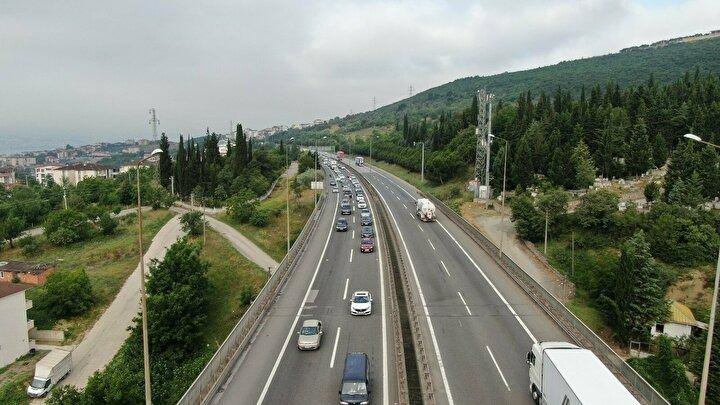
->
566, 296, 609, 334
0, 350, 47, 405
197, 229, 267, 346
0, 210, 174, 343
218, 177, 316, 262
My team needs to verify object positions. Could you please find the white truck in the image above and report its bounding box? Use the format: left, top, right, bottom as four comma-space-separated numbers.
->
355, 156, 364, 166
416, 198, 436, 222
526, 341, 638, 405
27, 349, 72, 398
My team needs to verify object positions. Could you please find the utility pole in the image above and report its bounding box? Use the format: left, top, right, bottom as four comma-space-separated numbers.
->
63, 187, 68, 210
148, 108, 159, 142
485, 95, 493, 207
544, 210, 549, 255
170, 176, 174, 196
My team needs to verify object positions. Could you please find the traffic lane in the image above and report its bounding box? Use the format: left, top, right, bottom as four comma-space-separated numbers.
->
372, 181, 532, 404
260, 187, 392, 404
363, 163, 571, 342
213, 191, 338, 404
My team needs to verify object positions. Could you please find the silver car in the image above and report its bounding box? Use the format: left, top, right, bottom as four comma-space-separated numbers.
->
297, 319, 323, 350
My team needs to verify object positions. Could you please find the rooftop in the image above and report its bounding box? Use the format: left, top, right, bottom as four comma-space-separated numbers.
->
0, 283, 30, 299
57, 162, 111, 171
0, 261, 54, 275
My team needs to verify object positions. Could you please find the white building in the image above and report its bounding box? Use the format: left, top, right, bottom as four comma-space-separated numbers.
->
0, 284, 33, 368
50, 162, 113, 186
0, 156, 37, 167
651, 301, 708, 339
35, 165, 60, 185
0, 168, 16, 187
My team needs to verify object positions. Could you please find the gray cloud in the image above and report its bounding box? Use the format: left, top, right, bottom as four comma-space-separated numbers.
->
0, 0, 718, 152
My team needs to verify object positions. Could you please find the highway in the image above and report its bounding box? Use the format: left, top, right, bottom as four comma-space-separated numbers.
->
211, 164, 397, 404
344, 157, 573, 405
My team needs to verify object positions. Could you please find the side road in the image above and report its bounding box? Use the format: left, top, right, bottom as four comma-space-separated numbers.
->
58, 215, 185, 390
171, 206, 279, 272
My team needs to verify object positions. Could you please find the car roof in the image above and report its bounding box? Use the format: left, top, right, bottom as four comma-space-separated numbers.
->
302, 319, 321, 328
338, 218, 347, 222
353, 291, 370, 296
361, 238, 373, 243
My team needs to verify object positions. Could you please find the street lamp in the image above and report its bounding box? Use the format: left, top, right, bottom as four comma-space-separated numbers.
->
314, 136, 327, 207
286, 137, 294, 253
136, 147, 162, 405
413, 141, 425, 183
683, 133, 719, 405
490, 134, 509, 259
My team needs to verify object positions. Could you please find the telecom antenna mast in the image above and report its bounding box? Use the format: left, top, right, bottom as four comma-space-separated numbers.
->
149, 108, 159, 141
473, 89, 493, 200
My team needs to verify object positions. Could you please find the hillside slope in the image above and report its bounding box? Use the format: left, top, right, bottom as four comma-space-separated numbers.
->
276, 35, 720, 140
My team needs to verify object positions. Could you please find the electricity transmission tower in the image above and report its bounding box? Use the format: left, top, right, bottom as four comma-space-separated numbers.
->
372, 96, 377, 110
148, 108, 159, 141
408, 85, 414, 97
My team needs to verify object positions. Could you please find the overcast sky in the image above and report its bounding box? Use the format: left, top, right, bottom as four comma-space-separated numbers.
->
1, 0, 719, 153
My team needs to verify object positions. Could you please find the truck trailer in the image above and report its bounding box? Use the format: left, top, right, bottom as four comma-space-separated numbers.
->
526, 341, 638, 405
27, 349, 72, 398
416, 198, 436, 222
355, 156, 364, 166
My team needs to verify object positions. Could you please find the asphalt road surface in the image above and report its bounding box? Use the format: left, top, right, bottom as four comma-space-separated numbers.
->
211, 164, 397, 405
346, 158, 572, 405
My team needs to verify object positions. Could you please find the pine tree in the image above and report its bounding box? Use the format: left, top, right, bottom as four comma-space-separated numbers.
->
571, 140, 596, 189
627, 118, 652, 176
601, 230, 667, 342
512, 134, 534, 188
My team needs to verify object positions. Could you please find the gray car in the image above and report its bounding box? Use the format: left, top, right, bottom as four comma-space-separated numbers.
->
297, 319, 323, 350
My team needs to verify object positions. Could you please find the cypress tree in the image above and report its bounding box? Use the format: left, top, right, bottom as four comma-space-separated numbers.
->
175, 136, 186, 196
247, 138, 253, 162
158, 133, 172, 189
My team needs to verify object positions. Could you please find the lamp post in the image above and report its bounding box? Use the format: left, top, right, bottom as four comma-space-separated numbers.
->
490, 135, 509, 258
314, 136, 327, 207
286, 137, 294, 253
414, 141, 425, 183
683, 133, 719, 405
136, 148, 162, 405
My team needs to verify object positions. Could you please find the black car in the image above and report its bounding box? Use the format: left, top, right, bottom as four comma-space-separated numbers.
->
360, 226, 374, 238
341, 201, 353, 215
336, 218, 348, 231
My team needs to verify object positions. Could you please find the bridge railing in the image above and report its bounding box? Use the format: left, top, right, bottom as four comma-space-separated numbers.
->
177, 193, 327, 405
421, 192, 668, 405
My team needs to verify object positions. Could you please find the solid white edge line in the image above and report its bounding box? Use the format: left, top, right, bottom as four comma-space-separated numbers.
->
371, 183, 455, 405
343, 278, 349, 300
366, 187, 389, 405
428, 239, 436, 250
457, 291, 472, 316
486, 345, 511, 391
330, 327, 342, 368
436, 220, 538, 343
256, 193, 339, 405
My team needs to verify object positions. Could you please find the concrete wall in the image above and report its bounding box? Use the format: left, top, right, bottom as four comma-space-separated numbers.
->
0, 290, 30, 367
651, 322, 692, 339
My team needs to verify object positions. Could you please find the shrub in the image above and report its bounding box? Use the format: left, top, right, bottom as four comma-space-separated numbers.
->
39, 268, 94, 319
249, 209, 270, 227
44, 209, 91, 246
17, 235, 35, 247
21, 240, 40, 256
98, 212, 119, 235
226, 189, 258, 224
180, 211, 204, 236
240, 284, 255, 306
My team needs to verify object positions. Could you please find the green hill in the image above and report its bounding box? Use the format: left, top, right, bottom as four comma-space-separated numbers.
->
275, 34, 720, 140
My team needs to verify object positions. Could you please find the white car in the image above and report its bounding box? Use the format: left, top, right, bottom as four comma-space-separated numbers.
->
357, 201, 367, 209
350, 291, 372, 315
332, 187, 339, 193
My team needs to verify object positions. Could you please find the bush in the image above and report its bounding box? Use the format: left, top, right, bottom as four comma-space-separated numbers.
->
226, 189, 258, 224
21, 240, 40, 256
576, 189, 619, 231
44, 209, 91, 246
249, 209, 270, 227
38, 268, 94, 319
16, 235, 35, 247
180, 211, 204, 236
97, 212, 119, 235
240, 284, 255, 306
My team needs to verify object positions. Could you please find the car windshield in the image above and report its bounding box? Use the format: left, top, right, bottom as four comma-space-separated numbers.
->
30, 378, 49, 389
338, 219, 346, 224
353, 295, 369, 303
300, 326, 318, 335
361, 213, 370, 218
341, 382, 367, 396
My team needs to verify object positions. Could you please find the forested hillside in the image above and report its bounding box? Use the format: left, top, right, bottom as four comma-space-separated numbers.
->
275, 35, 720, 139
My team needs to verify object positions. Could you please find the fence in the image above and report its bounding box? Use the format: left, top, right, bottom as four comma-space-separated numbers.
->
422, 192, 669, 405
177, 193, 327, 405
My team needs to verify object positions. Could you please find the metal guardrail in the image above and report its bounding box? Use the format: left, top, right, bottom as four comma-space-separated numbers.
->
177, 193, 327, 405
421, 192, 669, 405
